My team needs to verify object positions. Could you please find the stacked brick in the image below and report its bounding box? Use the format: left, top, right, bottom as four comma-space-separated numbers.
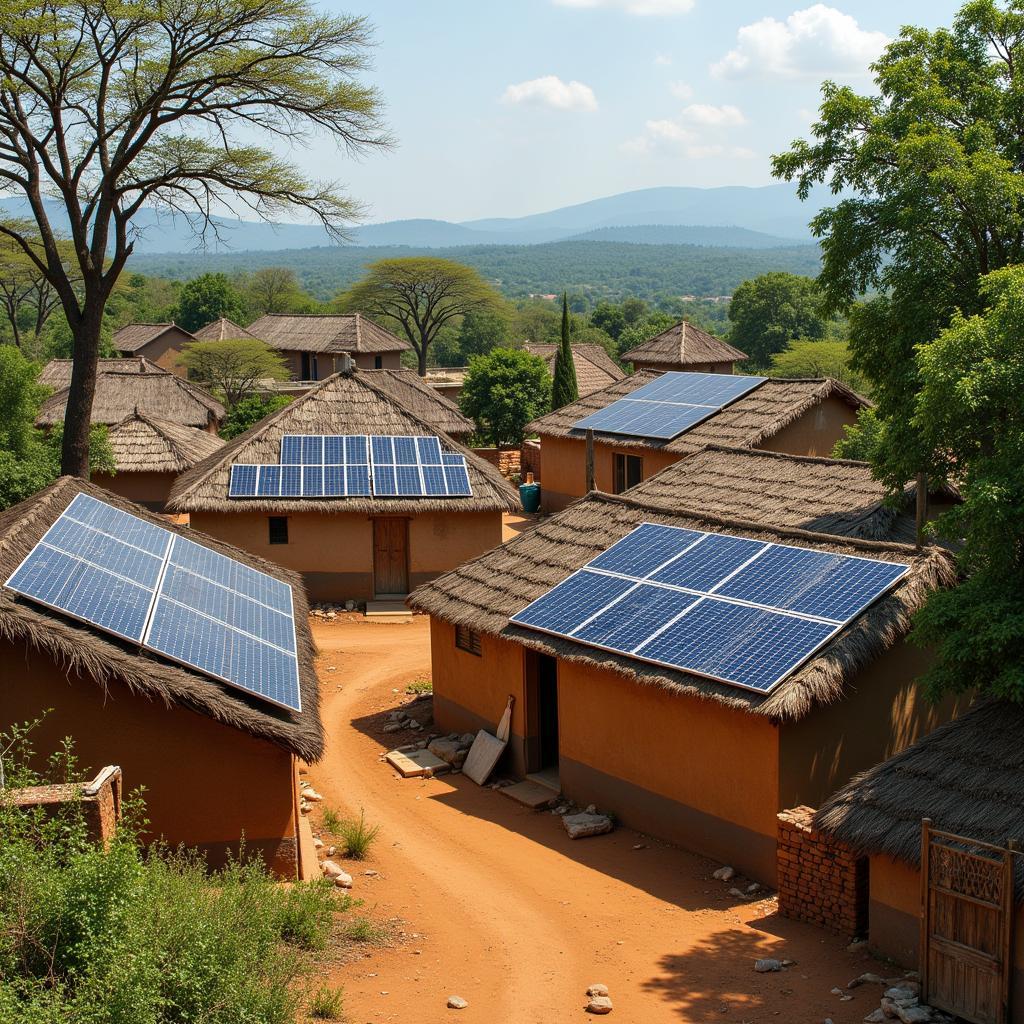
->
520, 440, 541, 482
777, 805, 867, 938
471, 447, 523, 479
8, 765, 122, 846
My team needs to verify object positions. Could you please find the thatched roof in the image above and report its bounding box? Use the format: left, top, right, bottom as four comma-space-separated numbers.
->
361, 369, 474, 438
36, 371, 226, 429
0, 477, 323, 761
814, 701, 1024, 895
247, 313, 412, 354
106, 411, 225, 474
408, 489, 955, 723
113, 322, 194, 353
192, 317, 261, 342
527, 371, 870, 454
621, 320, 747, 367
628, 446, 918, 543
523, 343, 625, 396
39, 357, 168, 389
167, 368, 519, 515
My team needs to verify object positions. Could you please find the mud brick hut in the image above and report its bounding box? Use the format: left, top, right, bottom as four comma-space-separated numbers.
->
167, 366, 518, 603
0, 477, 323, 878
408, 489, 963, 885
814, 702, 1024, 1024
527, 371, 869, 511
247, 312, 412, 379
523, 342, 625, 396
621, 320, 747, 374
111, 322, 196, 374
35, 365, 225, 433
90, 410, 225, 512
38, 355, 168, 389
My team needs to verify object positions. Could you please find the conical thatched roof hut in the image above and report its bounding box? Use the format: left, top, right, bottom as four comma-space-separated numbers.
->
621, 319, 747, 373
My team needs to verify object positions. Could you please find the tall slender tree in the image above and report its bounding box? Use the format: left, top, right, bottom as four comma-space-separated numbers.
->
0, 0, 387, 477
551, 293, 579, 409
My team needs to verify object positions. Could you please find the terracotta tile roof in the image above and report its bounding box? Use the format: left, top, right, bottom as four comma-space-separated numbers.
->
246, 313, 412, 354
621, 320, 747, 367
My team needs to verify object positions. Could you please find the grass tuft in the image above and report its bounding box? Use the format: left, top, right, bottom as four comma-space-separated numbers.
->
343, 915, 389, 944
320, 805, 344, 835
308, 983, 345, 1020
405, 678, 432, 695
337, 808, 380, 860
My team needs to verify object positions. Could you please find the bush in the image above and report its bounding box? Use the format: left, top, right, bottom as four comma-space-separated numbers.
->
219, 393, 293, 439
405, 678, 432, 695
308, 983, 345, 1020
342, 915, 389, 944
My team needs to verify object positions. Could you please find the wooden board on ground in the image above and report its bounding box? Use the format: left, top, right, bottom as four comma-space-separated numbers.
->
386, 747, 449, 778
463, 730, 507, 785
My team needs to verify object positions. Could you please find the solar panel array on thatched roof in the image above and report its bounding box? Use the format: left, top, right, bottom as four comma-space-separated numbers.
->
361, 369, 474, 438
247, 313, 412, 354
814, 701, 1024, 897
621, 320, 748, 367
407, 489, 955, 723
0, 477, 323, 761
523, 342, 625, 396
192, 317, 262, 342
526, 370, 869, 453
39, 357, 168, 389
106, 411, 225, 474
112, 322, 194, 353
35, 371, 225, 429
167, 369, 518, 515
627, 445, 918, 543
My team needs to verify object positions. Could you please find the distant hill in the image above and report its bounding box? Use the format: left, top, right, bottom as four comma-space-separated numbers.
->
565, 224, 806, 248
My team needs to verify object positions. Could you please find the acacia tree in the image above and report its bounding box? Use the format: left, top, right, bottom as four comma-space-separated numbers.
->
179, 337, 288, 409
0, 0, 387, 477
339, 257, 506, 375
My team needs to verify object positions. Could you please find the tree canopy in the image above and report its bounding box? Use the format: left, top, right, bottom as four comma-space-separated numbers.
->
174, 274, 246, 333
551, 294, 579, 410
459, 349, 551, 448
180, 338, 289, 409
767, 339, 866, 393
727, 272, 824, 367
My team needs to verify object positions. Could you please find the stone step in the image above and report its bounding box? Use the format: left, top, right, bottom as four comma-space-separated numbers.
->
365, 600, 412, 622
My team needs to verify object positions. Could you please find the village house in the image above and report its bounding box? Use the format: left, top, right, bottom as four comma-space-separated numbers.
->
0, 477, 323, 878
191, 316, 262, 344
528, 371, 869, 511
523, 342, 626, 396
38, 355, 168, 389
408, 488, 963, 886
111, 322, 196, 374
621, 319, 747, 374
35, 366, 225, 433
90, 410, 225, 512
246, 312, 412, 380
167, 366, 518, 603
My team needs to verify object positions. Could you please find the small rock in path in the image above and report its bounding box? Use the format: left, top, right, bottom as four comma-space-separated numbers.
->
863, 1011, 886, 1024
447, 995, 468, 1009
586, 984, 609, 997
563, 812, 613, 840
321, 859, 343, 879
712, 865, 735, 881
849, 973, 886, 988
754, 959, 782, 973
586, 995, 613, 1014
334, 871, 353, 889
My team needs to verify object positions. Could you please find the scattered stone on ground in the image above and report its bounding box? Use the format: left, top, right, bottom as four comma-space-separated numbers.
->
447, 995, 468, 1009
427, 736, 471, 767
563, 812, 614, 839
587, 984, 609, 997
586, 995, 613, 1014
301, 787, 323, 802
754, 959, 783, 973
334, 870, 353, 889
849, 973, 886, 988
312, 837, 323, 850
712, 865, 735, 881
321, 860, 343, 879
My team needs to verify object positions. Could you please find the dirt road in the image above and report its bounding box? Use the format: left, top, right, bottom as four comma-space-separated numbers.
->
311, 616, 892, 1024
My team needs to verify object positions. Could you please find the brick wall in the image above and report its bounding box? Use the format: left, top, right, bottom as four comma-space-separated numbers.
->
777, 805, 867, 937
520, 440, 541, 482
472, 447, 522, 479
10, 765, 122, 846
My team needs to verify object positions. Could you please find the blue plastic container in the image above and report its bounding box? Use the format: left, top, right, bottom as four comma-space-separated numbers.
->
519, 482, 541, 514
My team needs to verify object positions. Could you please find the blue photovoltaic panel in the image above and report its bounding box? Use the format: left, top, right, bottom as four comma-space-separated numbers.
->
573, 371, 767, 441
417, 436, 443, 463
42, 515, 165, 589
443, 465, 472, 496
62, 492, 170, 556
442, 452, 463, 465
280, 465, 302, 497
324, 465, 345, 496
511, 520, 910, 694
229, 465, 258, 497
324, 436, 345, 465
393, 436, 419, 464
422, 465, 447, 496
346, 435, 369, 464
395, 465, 422, 495
346, 465, 371, 495
257, 465, 281, 497
302, 465, 323, 497
371, 435, 394, 465
279, 436, 302, 464
374, 465, 397, 496
301, 435, 323, 465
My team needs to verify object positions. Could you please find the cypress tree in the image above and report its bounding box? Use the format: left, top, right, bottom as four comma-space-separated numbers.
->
551, 292, 579, 409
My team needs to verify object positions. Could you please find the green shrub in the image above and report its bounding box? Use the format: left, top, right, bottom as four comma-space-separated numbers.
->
405, 678, 432, 695
307, 983, 345, 1020
337, 809, 380, 860
321, 805, 344, 835
342, 915, 389, 944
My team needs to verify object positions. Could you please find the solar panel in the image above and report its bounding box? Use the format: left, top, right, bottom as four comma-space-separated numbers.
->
4, 494, 302, 712
229, 465, 258, 497
368, 435, 473, 498
573, 371, 767, 441
510, 521, 911, 694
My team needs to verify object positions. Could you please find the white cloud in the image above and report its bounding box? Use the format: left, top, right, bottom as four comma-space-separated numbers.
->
554, 0, 695, 15
501, 76, 598, 112
621, 119, 754, 159
711, 4, 888, 79
668, 80, 693, 99
655, 53, 673, 66
680, 102, 746, 126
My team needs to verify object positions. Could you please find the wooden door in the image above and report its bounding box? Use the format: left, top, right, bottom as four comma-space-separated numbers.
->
920, 820, 1018, 1024
372, 518, 409, 596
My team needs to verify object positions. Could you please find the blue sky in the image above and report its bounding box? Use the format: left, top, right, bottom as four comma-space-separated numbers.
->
306, 1, 964, 223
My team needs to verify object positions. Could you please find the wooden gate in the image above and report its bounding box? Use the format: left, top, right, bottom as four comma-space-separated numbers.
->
920, 819, 1018, 1024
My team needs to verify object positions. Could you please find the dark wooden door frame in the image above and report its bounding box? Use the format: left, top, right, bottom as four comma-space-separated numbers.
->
371, 516, 410, 597
523, 650, 559, 773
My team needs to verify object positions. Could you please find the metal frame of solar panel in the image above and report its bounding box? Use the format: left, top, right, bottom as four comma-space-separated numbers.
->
572, 371, 768, 441
4, 493, 302, 712
510, 521, 910, 695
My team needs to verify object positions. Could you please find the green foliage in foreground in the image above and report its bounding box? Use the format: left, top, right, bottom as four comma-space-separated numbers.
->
460, 348, 552, 448
219, 393, 293, 440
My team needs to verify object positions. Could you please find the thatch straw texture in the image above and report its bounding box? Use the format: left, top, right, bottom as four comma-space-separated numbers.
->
621, 320, 747, 366
39, 357, 167, 389
192, 317, 261, 342
36, 371, 225, 429
113, 322, 194, 353
247, 313, 412, 354
527, 372, 870, 454
408, 490, 955, 723
167, 369, 519, 515
524, 342, 625, 396
0, 477, 323, 761
106, 412, 225, 473
629, 445, 917, 543
814, 701, 1024, 895
362, 369, 474, 437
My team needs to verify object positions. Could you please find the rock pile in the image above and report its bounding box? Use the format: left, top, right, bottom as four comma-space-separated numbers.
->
585, 983, 612, 1014
838, 972, 956, 1023
427, 733, 477, 770
309, 601, 358, 620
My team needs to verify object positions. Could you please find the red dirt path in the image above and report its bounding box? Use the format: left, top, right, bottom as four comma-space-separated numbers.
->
309, 616, 892, 1024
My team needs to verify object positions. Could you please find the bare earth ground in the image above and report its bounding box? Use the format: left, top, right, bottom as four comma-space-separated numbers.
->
309, 616, 894, 1024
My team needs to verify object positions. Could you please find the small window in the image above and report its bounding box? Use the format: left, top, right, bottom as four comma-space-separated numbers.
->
374, 355, 383, 369
613, 453, 643, 494
455, 624, 482, 656
268, 516, 289, 545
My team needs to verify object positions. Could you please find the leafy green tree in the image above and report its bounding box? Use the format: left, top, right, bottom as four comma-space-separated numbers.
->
460, 349, 551, 448
616, 311, 677, 360
455, 309, 511, 363
767, 339, 867, 392
0, 0, 386, 478
0, 347, 48, 459
220, 394, 293, 440
174, 274, 246, 333
727, 273, 824, 367
243, 267, 313, 317
551, 294, 579, 409
832, 408, 882, 461
180, 338, 289, 409
512, 300, 561, 344
590, 301, 626, 341
339, 258, 505, 375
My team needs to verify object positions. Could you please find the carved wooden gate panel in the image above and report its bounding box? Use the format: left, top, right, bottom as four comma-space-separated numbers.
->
920, 819, 1017, 1024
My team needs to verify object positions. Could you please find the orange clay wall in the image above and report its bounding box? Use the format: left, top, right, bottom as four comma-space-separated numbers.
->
136, 329, 191, 375
0, 637, 299, 876
756, 396, 859, 458
537, 435, 680, 512
91, 470, 176, 512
